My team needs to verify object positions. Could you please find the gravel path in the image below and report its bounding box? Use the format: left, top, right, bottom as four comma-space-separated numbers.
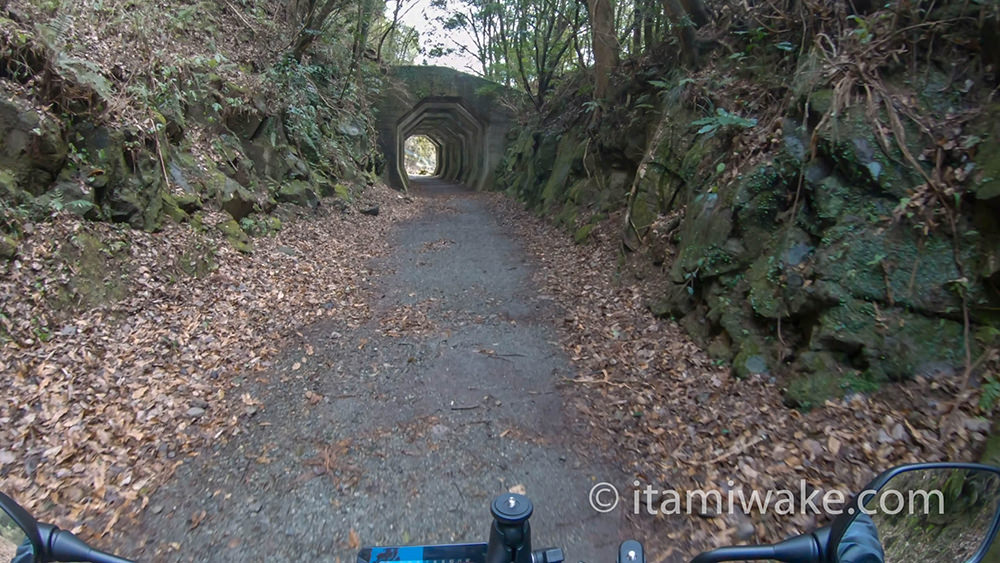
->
118, 180, 626, 562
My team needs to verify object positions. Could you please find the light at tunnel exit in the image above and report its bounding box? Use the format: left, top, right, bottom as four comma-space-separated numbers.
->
404, 135, 438, 177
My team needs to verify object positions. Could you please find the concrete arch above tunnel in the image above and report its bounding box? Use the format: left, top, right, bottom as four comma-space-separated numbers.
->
376, 66, 516, 192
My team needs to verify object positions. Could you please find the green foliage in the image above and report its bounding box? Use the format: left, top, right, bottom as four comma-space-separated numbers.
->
378, 23, 419, 64
239, 215, 283, 237
981, 379, 1000, 412
427, 0, 582, 106
786, 371, 884, 411
266, 54, 378, 177
691, 108, 758, 135
334, 183, 352, 201
847, 15, 874, 44
171, 2, 218, 34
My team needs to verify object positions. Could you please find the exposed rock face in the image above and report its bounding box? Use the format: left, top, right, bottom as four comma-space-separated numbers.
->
0, 17, 375, 250
499, 50, 1000, 407
0, 85, 67, 197
276, 181, 319, 208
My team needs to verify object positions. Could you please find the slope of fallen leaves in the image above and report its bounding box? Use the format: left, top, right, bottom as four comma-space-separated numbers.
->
0, 184, 420, 540
487, 195, 989, 560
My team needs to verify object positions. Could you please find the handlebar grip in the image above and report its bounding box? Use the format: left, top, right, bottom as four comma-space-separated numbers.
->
38, 524, 136, 563
531, 547, 564, 563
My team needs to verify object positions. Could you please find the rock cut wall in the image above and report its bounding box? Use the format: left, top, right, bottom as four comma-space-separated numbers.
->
497, 53, 1000, 407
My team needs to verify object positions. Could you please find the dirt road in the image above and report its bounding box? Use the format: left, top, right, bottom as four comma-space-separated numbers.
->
119, 179, 625, 562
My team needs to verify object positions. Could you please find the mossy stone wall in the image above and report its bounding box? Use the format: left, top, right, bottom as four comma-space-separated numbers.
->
497, 53, 1000, 408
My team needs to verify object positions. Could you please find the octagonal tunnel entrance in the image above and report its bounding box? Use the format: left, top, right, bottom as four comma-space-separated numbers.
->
375, 66, 515, 193
394, 96, 486, 192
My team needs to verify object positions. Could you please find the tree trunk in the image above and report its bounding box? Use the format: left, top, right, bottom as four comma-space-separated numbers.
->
376, 0, 404, 62
680, 0, 710, 27
632, 0, 644, 54
587, 0, 619, 101
291, 0, 341, 61
660, 0, 697, 67
645, 0, 659, 52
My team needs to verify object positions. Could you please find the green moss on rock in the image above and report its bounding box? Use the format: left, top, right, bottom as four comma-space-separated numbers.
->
217, 218, 252, 253
334, 183, 352, 201
973, 132, 1000, 201
732, 337, 769, 378
540, 134, 586, 213
814, 219, 970, 317
161, 193, 190, 223
53, 231, 128, 309
0, 234, 18, 259
0, 87, 68, 195
277, 181, 319, 208
811, 298, 969, 381
669, 193, 735, 283
573, 223, 595, 244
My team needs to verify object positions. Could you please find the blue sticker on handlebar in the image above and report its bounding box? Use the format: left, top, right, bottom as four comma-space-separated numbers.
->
358, 543, 488, 563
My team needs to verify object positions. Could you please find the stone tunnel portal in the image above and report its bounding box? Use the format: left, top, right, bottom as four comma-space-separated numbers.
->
376, 66, 515, 192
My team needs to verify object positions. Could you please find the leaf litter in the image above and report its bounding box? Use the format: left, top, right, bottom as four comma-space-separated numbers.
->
486, 194, 988, 560
1, 184, 991, 559
0, 183, 421, 542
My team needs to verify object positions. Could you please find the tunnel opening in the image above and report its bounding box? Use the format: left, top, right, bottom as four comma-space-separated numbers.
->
404, 135, 439, 178
392, 97, 487, 192
376, 68, 515, 193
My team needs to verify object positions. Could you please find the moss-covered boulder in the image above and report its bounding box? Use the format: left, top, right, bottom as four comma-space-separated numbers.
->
814, 219, 978, 317
539, 133, 586, 213
52, 231, 128, 310
732, 337, 770, 379
52, 54, 114, 111
783, 364, 881, 411
669, 192, 738, 283
206, 171, 262, 221
810, 298, 969, 381
745, 227, 816, 319
241, 117, 295, 182
173, 192, 203, 214
102, 145, 167, 231
166, 153, 201, 196
0, 168, 31, 204
161, 193, 190, 223
0, 234, 18, 259
276, 181, 319, 208
216, 218, 252, 253
0, 86, 67, 195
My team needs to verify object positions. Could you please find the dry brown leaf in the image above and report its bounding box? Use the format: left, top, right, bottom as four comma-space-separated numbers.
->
189, 510, 207, 530
348, 529, 361, 550
828, 436, 842, 456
